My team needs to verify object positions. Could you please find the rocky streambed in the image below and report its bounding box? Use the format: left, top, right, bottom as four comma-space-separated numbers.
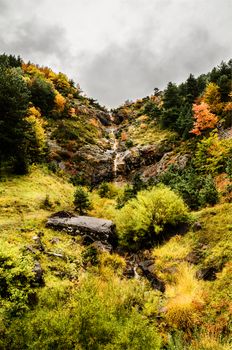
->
46, 211, 165, 292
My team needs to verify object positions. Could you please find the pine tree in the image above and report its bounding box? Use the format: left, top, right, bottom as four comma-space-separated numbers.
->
0, 66, 31, 173
186, 74, 199, 103
74, 187, 92, 215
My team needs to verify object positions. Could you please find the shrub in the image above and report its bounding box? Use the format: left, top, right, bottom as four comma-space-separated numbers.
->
125, 139, 134, 148
116, 185, 136, 209
74, 186, 92, 215
0, 242, 36, 316
225, 158, 232, 179
199, 175, 219, 207
70, 172, 87, 186
98, 182, 111, 198
98, 182, 120, 199
116, 175, 147, 209
29, 76, 55, 116
194, 132, 231, 174
159, 165, 219, 210
116, 185, 189, 249
2, 274, 162, 350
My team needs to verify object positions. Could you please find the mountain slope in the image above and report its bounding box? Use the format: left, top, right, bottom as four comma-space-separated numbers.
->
0, 54, 231, 349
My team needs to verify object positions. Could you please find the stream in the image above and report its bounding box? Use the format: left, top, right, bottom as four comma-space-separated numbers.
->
108, 128, 121, 179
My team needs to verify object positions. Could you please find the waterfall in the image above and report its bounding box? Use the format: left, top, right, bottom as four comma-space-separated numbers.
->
113, 137, 120, 177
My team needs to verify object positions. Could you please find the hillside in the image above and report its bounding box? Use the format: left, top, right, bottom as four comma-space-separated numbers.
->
0, 55, 231, 349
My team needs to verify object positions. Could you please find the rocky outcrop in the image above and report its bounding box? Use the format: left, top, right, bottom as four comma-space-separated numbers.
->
112, 143, 170, 177
74, 144, 114, 184
142, 151, 190, 179
46, 214, 117, 248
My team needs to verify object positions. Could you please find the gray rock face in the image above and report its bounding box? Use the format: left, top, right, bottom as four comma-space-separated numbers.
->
142, 151, 191, 179
46, 215, 117, 247
74, 144, 114, 184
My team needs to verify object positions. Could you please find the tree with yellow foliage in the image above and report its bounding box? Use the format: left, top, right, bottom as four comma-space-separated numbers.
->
203, 82, 223, 114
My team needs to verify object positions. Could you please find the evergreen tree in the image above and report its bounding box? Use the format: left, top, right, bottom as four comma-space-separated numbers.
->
163, 82, 181, 110
0, 67, 31, 173
29, 77, 55, 116
185, 74, 199, 103
74, 187, 92, 215
176, 103, 194, 139
217, 75, 231, 102
160, 82, 182, 130
0, 53, 22, 68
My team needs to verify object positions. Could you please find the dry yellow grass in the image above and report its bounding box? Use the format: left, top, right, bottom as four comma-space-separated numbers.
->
164, 263, 205, 330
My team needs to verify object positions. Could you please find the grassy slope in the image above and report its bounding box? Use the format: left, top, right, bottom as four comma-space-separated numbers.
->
0, 166, 231, 349
0, 166, 79, 273
120, 116, 176, 146
153, 203, 232, 347
0, 167, 162, 349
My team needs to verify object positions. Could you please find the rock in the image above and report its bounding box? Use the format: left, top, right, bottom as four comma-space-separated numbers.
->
74, 144, 114, 184
26, 245, 37, 254
192, 222, 202, 231
138, 260, 155, 273
96, 111, 111, 126
32, 235, 45, 252
46, 215, 117, 247
185, 251, 201, 265
138, 260, 165, 292
50, 211, 74, 218
50, 237, 60, 244
142, 152, 190, 179
46, 251, 65, 259
33, 261, 44, 285
196, 267, 218, 281
82, 235, 95, 245
91, 241, 113, 253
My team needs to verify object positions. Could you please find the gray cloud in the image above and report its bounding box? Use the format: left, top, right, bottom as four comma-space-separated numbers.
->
3, 20, 68, 59
0, 0, 231, 107
0, 0, 7, 13
80, 26, 230, 107
0, 14, 71, 70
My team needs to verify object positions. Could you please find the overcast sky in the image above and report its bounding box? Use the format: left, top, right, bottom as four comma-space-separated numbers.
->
0, 0, 231, 108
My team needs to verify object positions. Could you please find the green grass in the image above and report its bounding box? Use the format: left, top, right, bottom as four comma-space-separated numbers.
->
0, 166, 231, 349
125, 119, 176, 146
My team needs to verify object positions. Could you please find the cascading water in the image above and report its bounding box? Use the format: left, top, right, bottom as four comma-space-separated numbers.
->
108, 128, 120, 178
113, 137, 120, 177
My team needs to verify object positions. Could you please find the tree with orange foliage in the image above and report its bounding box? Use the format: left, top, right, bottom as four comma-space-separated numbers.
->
191, 102, 218, 136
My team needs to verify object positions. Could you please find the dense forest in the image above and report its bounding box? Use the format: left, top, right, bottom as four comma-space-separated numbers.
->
0, 54, 231, 349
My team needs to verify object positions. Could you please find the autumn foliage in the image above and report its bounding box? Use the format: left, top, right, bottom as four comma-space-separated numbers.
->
191, 102, 218, 136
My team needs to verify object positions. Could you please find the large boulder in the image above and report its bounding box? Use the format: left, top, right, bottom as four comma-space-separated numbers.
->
46, 214, 117, 247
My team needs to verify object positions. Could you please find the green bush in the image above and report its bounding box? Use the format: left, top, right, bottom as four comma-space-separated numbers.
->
125, 139, 134, 148
70, 172, 87, 186
199, 175, 219, 207
98, 182, 111, 198
116, 184, 135, 209
116, 185, 189, 249
159, 166, 219, 210
0, 242, 36, 317
2, 275, 162, 350
29, 76, 55, 116
226, 157, 232, 179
